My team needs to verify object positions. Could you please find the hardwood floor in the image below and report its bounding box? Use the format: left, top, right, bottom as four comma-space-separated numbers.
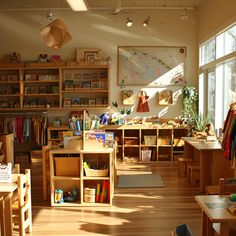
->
17, 157, 202, 236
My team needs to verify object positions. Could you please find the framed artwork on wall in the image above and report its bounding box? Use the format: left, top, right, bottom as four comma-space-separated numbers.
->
122, 90, 134, 105
117, 46, 187, 86
157, 90, 173, 105
76, 48, 101, 62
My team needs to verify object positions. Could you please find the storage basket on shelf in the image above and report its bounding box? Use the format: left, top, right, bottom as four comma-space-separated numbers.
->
124, 137, 138, 145
84, 168, 108, 177
144, 135, 156, 145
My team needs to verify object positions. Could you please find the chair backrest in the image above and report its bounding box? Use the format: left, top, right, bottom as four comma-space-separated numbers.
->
219, 178, 236, 195
17, 169, 31, 207
12, 169, 32, 235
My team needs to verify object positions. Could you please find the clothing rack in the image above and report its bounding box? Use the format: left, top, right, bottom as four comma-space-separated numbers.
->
0, 111, 47, 115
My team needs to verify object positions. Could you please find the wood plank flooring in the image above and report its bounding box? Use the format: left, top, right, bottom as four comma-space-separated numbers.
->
17, 158, 202, 236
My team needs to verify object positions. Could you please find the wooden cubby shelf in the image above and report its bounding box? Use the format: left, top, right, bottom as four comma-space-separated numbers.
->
49, 148, 114, 207
103, 125, 188, 163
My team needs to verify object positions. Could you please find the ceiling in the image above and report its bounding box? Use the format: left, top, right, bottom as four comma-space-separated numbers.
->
0, 0, 204, 12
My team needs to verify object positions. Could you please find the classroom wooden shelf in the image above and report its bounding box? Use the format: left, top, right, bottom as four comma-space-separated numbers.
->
103, 125, 188, 163
49, 148, 114, 207
0, 63, 110, 111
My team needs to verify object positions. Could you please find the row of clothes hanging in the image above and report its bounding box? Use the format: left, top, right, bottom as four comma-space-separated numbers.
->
221, 104, 236, 165
0, 114, 48, 146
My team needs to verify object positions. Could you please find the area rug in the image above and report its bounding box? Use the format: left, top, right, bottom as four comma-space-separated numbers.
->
118, 174, 164, 188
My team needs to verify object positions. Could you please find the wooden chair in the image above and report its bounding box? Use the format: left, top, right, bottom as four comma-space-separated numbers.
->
177, 157, 192, 178
12, 169, 32, 236
187, 163, 200, 185
206, 178, 236, 195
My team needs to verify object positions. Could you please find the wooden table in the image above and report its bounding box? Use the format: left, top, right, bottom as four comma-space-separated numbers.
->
195, 195, 236, 236
182, 137, 233, 192
0, 182, 17, 236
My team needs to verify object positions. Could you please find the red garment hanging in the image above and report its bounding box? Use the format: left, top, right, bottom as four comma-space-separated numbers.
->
137, 90, 150, 112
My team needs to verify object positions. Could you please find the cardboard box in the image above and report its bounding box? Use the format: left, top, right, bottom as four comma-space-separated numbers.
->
54, 157, 80, 176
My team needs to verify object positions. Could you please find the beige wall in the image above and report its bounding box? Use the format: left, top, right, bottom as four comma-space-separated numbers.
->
197, 0, 236, 43
0, 9, 198, 119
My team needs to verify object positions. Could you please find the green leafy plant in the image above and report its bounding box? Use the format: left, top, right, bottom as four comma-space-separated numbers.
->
188, 110, 213, 132
112, 101, 131, 115
180, 85, 198, 119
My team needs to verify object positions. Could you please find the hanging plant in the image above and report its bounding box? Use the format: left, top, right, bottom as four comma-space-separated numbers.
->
180, 85, 198, 119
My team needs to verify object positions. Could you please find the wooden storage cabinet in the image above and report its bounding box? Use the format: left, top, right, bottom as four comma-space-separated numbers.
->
81, 151, 113, 206
0, 64, 110, 111
22, 67, 60, 109
47, 125, 70, 147
157, 129, 173, 161
103, 125, 188, 163
49, 148, 114, 207
141, 129, 158, 162
105, 128, 123, 162
61, 66, 109, 108
0, 67, 21, 109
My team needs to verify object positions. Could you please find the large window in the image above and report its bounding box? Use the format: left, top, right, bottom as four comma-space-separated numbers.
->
199, 23, 236, 129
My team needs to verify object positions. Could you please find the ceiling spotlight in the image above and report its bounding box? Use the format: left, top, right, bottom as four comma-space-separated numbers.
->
126, 18, 133, 27
143, 17, 150, 27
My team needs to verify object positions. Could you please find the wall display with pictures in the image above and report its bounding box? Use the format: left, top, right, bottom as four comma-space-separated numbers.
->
122, 90, 134, 105
157, 90, 173, 105
117, 46, 186, 86
76, 48, 101, 62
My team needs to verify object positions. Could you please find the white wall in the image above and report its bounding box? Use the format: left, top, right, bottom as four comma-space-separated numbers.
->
197, 0, 236, 43
0, 9, 198, 120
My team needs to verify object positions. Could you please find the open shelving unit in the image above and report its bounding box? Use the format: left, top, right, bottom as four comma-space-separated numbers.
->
49, 148, 114, 207
103, 125, 188, 163
0, 63, 109, 111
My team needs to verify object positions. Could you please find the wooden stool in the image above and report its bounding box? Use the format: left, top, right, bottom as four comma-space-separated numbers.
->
187, 163, 200, 184
178, 157, 192, 178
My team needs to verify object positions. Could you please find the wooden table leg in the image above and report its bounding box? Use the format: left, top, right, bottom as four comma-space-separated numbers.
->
220, 222, 230, 236
0, 196, 6, 236
202, 211, 214, 236
3, 194, 13, 236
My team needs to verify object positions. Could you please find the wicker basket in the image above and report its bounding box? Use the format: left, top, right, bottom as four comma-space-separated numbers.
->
84, 168, 108, 177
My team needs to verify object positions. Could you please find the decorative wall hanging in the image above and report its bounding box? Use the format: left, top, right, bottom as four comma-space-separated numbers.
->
157, 90, 173, 105
122, 90, 134, 105
137, 90, 149, 112
41, 18, 72, 50
117, 46, 186, 86
76, 48, 101, 62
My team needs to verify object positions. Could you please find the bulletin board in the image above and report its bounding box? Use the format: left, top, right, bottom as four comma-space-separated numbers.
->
117, 46, 186, 86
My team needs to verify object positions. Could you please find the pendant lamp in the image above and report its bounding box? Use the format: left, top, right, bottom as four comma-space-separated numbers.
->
41, 18, 72, 50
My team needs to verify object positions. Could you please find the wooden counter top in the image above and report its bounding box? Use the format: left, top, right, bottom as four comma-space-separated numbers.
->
182, 137, 222, 151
